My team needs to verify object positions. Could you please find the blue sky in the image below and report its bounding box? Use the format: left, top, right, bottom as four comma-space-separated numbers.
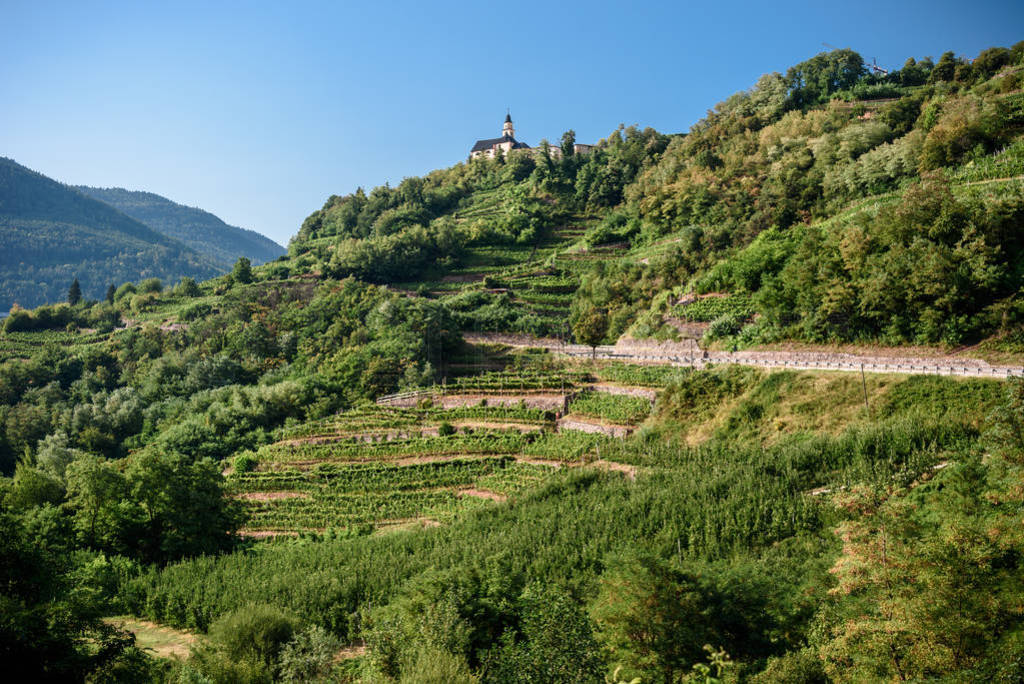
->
1, 0, 1021, 246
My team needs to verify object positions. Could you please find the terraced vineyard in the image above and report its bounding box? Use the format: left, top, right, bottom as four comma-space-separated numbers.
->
568, 390, 653, 425
229, 360, 665, 535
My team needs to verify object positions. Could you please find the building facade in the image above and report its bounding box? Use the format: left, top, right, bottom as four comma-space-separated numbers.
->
470, 114, 531, 159
469, 114, 595, 160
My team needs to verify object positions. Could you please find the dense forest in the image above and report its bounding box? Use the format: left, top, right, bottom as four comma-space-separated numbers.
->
2, 42, 1024, 683
0, 160, 283, 310
75, 187, 285, 269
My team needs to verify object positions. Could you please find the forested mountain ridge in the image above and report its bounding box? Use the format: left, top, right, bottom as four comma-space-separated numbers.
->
3, 42, 1024, 683
0, 157, 222, 310
76, 186, 285, 269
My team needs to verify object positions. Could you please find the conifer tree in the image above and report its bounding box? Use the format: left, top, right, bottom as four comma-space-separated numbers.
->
67, 278, 81, 306
232, 257, 253, 284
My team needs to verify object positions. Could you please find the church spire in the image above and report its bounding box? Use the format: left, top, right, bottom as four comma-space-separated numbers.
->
502, 111, 514, 138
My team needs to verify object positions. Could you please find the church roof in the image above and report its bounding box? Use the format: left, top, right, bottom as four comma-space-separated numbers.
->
505, 113, 512, 123
471, 135, 531, 153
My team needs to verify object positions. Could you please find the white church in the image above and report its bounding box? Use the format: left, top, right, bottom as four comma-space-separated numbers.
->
470, 113, 595, 160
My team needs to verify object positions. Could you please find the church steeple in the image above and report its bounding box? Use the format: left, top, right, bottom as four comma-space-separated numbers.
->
502, 111, 514, 139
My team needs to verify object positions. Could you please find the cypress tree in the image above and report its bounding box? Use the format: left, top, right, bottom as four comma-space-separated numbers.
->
105, 284, 116, 304
67, 278, 82, 306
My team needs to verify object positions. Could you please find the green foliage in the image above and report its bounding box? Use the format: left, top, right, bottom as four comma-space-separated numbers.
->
919, 94, 1013, 170
234, 453, 258, 473
675, 295, 754, 322
5, 43, 1024, 684
700, 173, 1024, 344
173, 276, 201, 297
0, 158, 222, 310
208, 604, 299, 668
3, 301, 120, 333
67, 278, 82, 306
485, 584, 604, 683
569, 391, 651, 425
278, 625, 342, 682
232, 256, 254, 284
703, 313, 745, 343
591, 553, 772, 683
574, 306, 609, 349
76, 185, 284, 268
399, 647, 478, 683
229, 458, 538, 530
137, 277, 163, 294
0, 509, 148, 680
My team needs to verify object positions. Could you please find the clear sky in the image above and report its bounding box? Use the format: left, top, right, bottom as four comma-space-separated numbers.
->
1, 0, 1021, 246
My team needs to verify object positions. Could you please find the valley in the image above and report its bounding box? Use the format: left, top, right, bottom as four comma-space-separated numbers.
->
3, 41, 1024, 683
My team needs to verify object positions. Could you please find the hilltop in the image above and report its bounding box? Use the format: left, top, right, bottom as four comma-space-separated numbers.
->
3, 42, 1024, 683
288, 44, 1024, 356
76, 186, 285, 268
0, 157, 222, 309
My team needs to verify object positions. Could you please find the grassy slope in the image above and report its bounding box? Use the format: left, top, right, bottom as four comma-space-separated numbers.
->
11, 55, 1024, 681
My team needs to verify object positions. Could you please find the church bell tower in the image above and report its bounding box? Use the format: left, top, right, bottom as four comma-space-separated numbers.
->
502, 112, 514, 139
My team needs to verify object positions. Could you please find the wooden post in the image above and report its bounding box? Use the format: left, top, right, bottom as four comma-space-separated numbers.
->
861, 364, 869, 414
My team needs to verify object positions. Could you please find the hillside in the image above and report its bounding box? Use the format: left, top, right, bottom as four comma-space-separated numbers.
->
287, 44, 1024, 356
0, 157, 223, 310
3, 42, 1024, 683
76, 186, 285, 268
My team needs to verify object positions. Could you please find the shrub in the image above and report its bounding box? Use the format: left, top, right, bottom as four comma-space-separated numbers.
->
138, 278, 163, 294
180, 302, 213, 321
398, 647, 477, 684
174, 277, 201, 297
438, 421, 456, 437
705, 313, 745, 341
208, 604, 300, 668
114, 282, 136, 301
2, 306, 32, 332
278, 626, 341, 682
234, 453, 258, 473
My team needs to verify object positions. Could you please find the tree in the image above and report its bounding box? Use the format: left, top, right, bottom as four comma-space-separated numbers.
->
232, 257, 253, 284
64, 454, 127, 549
929, 51, 958, 83
174, 277, 200, 297
591, 555, 724, 684
67, 278, 82, 306
786, 49, 866, 108
124, 451, 243, 562
486, 584, 604, 683
561, 129, 577, 158
104, 284, 116, 304
573, 306, 609, 358
208, 605, 299, 669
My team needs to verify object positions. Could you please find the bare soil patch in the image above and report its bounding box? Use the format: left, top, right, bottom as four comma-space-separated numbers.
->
105, 617, 196, 659
589, 459, 638, 480
439, 393, 567, 411
457, 488, 507, 502
451, 420, 545, 432
238, 529, 301, 539
335, 643, 367, 661
234, 491, 310, 502
374, 518, 443, 535
588, 383, 658, 401
558, 417, 633, 438
442, 273, 485, 283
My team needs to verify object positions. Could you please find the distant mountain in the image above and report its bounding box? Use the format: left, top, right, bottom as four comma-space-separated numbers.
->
76, 186, 285, 268
0, 157, 223, 310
